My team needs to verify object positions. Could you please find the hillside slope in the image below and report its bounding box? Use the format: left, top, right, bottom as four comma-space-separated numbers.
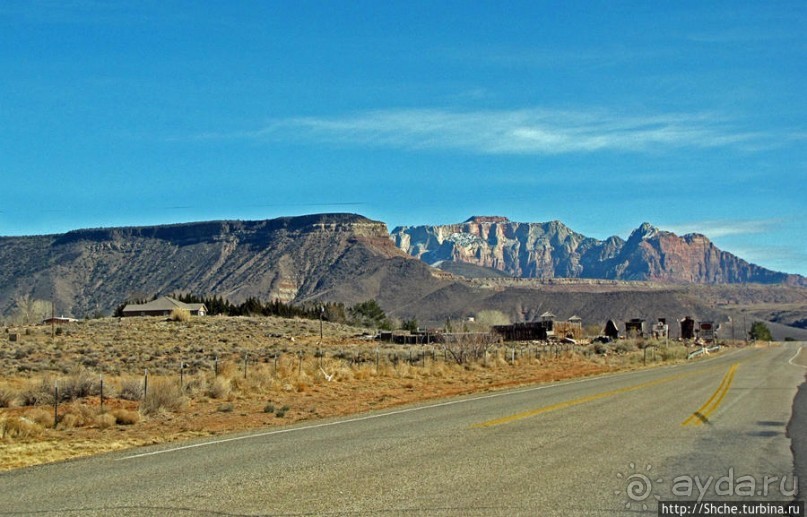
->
3, 213, 806, 339
0, 214, 447, 318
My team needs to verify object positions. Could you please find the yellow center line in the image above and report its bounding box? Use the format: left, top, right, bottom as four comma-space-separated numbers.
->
473, 367, 715, 429
681, 363, 739, 427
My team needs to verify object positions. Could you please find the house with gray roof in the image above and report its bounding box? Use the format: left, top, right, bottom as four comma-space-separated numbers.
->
121, 296, 207, 317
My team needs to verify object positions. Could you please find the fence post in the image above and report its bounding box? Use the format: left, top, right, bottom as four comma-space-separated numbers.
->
99, 375, 104, 413
244, 353, 249, 379
143, 369, 148, 400
180, 362, 185, 390
53, 383, 59, 429
214, 355, 219, 377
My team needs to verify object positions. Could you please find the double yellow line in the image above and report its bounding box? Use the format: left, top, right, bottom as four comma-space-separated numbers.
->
681, 363, 739, 426
474, 370, 693, 428
473, 362, 740, 429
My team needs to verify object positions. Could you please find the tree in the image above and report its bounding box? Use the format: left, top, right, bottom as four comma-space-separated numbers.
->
401, 318, 418, 333
748, 321, 773, 342
349, 300, 391, 329
12, 294, 51, 324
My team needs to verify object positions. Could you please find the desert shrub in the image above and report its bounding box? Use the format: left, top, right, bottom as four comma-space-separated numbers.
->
0, 416, 43, 440
206, 377, 231, 400
263, 403, 275, 414
182, 374, 207, 397
111, 409, 140, 425
118, 377, 145, 401
660, 345, 688, 361
615, 341, 637, 355
140, 378, 187, 415
18, 379, 53, 407
0, 386, 17, 407
217, 402, 234, 413
59, 369, 98, 400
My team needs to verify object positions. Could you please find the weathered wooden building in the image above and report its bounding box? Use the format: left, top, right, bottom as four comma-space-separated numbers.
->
680, 316, 696, 340
625, 318, 646, 338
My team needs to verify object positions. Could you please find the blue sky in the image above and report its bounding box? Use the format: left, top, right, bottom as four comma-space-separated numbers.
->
1, 1, 805, 275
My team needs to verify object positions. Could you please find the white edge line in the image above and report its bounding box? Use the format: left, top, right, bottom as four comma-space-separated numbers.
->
118, 347, 746, 461
118, 374, 605, 461
788, 346, 807, 369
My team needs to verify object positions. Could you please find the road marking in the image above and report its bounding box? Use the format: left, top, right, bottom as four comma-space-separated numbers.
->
473, 369, 705, 428
788, 346, 807, 368
118, 366, 680, 461
681, 363, 739, 427
119, 350, 744, 461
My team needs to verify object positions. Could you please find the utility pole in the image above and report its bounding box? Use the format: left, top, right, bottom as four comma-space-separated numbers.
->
743, 314, 748, 343
319, 305, 324, 342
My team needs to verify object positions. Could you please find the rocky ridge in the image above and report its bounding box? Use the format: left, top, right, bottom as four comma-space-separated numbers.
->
391, 217, 806, 286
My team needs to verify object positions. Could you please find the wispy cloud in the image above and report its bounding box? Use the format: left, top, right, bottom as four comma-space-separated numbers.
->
666, 219, 781, 238
209, 108, 761, 156
722, 244, 807, 275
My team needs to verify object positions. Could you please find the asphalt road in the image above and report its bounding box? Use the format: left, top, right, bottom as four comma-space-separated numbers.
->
2, 343, 805, 516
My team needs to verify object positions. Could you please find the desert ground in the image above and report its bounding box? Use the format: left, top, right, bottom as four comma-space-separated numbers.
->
1, 315, 704, 471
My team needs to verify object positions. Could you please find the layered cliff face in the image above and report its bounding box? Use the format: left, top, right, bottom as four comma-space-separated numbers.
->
604, 223, 803, 285
391, 217, 807, 286
0, 214, 437, 318
391, 216, 616, 279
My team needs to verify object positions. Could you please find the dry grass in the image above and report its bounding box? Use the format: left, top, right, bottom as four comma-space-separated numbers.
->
111, 408, 140, 425
141, 377, 187, 415
0, 316, 716, 471
96, 413, 117, 429
206, 377, 232, 400
169, 308, 191, 323
0, 387, 17, 408
1, 416, 44, 440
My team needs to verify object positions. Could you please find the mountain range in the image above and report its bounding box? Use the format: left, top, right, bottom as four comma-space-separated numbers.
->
1, 213, 805, 338
391, 216, 806, 286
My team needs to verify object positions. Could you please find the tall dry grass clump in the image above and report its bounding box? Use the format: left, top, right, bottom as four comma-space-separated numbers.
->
0, 386, 17, 408
111, 408, 140, 425
96, 413, 117, 429
58, 404, 99, 429
1, 416, 43, 440
24, 408, 54, 428
169, 308, 191, 322
141, 377, 187, 415
206, 376, 232, 400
